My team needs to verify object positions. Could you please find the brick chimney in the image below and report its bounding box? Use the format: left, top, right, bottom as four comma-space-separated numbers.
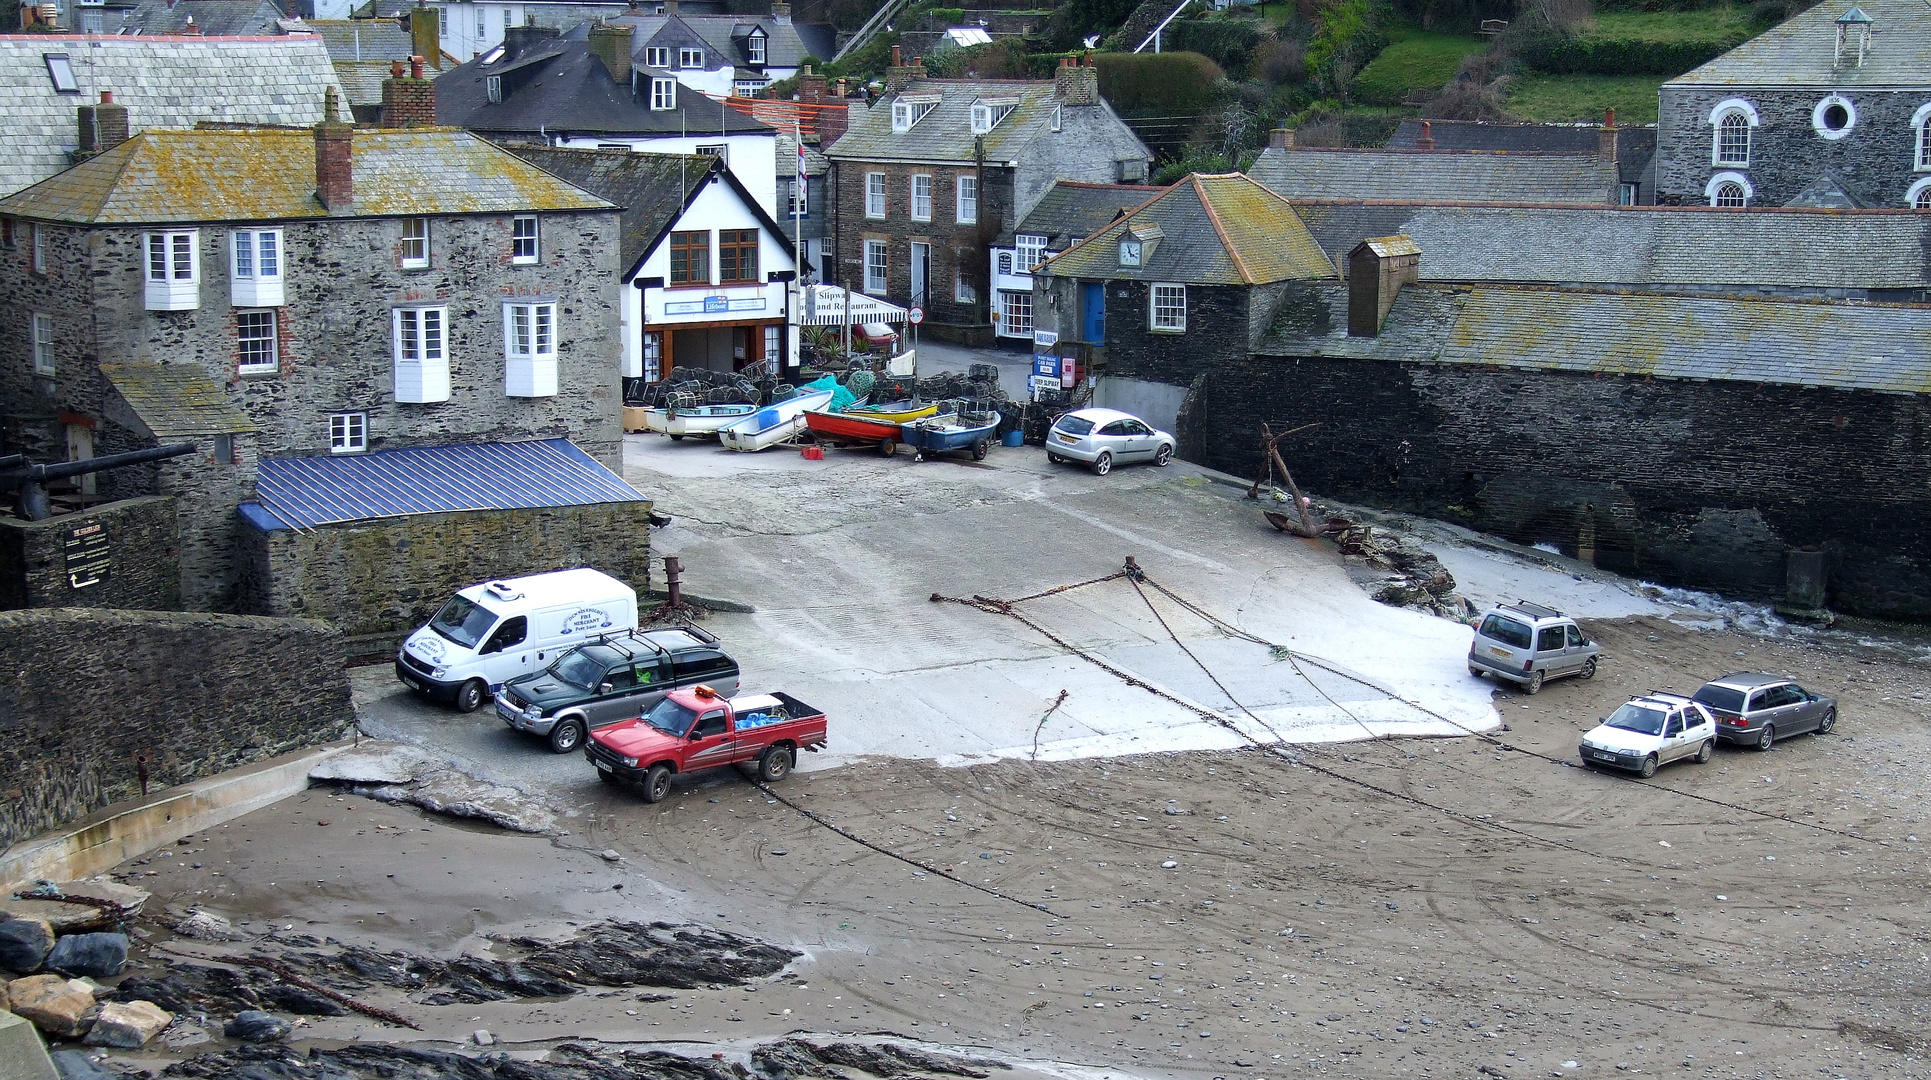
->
816, 101, 849, 144
409, 2, 441, 69
1346, 235, 1420, 337
1053, 54, 1098, 106
1415, 120, 1434, 150
885, 45, 927, 91
315, 87, 354, 211
797, 64, 826, 103
1598, 107, 1618, 164
771, 0, 790, 23
77, 90, 130, 158
503, 23, 560, 59
588, 20, 633, 83
1268, 127, 1294, 149
381, 56, 437, 127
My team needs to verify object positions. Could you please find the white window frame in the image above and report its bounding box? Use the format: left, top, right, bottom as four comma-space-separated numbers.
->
31, 222, 46, 274
1708, 98, 1758, 167
230, 228, 284, 307
747, 32, 765, 65
763, 324, 780, 363
1000, 289, 1032, 336
1705, 171, 1753, 207
787, 176, 809, 218
954, 265, 976, 303
1913, 104, 1931, 171
910, 174, 932, 222
891, 99, 936, 133
31, 312, 55, 376
696, 142, 727, 164
145, 229, 200, 310
956, 175, 978, 224
511, 214, 539, 264
329, 411, 367, 454
1811, 93, 1856, 140
645, 46, 670, 67
863, 239, 888, 295
1907, 177, 1931, 208
679, 47, 704, 68
651, 77, 677, 110
865, 172, 887, 218
400, 217, 429, 269
235, 309, 279, 375
970, 104, 992, 135
734, 79, 767, 96
44, 54, 77, 93
393, 305, 450, 403
642, 330, 663, 381
486, 75, 503, 102
1150, 283, 1186, 332
1014, 233, 1047, 273
504, 300, 558, 397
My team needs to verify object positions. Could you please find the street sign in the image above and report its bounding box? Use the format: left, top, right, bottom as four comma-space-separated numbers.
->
1033, 353, 1059, 378
1032, 329, 1058, 347
907, 305, 925, 325
1029, 374, 1059, 399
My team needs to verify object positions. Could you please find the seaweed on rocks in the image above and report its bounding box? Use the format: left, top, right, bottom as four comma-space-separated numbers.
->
162, 1040, 1003, 1080
502, 921, 799, 990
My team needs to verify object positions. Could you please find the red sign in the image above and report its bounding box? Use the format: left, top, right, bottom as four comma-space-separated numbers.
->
1060, 355, 1077, 388
907, 306, 925, 325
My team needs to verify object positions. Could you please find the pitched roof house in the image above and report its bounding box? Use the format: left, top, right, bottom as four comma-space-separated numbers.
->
1248, 137, 1621, 206
988, 180, 1156, 341
610, 3, 834, 99
1384, 117, 1657, 203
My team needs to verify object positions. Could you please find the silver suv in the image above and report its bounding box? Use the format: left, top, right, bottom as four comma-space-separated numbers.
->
1468, 601, 1601, 694
496, 627, 740, 753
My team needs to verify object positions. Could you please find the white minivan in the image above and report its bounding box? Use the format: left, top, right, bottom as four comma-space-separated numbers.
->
396, 568, 639, 712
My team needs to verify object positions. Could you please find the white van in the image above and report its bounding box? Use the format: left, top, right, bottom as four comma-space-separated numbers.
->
396, 568, 639, 712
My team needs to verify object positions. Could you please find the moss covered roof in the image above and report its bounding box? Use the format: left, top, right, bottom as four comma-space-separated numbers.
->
1039, 173, 1334, 286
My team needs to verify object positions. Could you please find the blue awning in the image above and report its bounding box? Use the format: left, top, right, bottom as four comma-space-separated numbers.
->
240, 438, 646, 531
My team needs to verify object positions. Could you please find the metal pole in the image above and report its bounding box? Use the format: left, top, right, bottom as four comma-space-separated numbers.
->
663, 555, 683, 608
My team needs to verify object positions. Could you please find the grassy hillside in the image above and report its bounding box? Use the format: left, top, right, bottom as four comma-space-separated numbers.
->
1352, 25, 1488, 107
1507, 73, 1665, 124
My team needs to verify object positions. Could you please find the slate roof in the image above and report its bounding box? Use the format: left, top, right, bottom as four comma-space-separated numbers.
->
333, 59, 402, 107
297, 18, 417, 64
100, 362, 258, 438
1666, 0, 1931, 89
0, 127, 613, 224
111, 0, 289, 36
1286, 202, 1931, 291
0, 35, 348, 197
1249, 146, 1619, 205
826, 78, 1065, 164
611, 12, 825, 71
437, 26, 770, 137
1385, 118, 1655, 186
1256, 282, 1931, 395
998, 180, 1159, 248
507, 146, 736, 275
1039, 173, 1334, 285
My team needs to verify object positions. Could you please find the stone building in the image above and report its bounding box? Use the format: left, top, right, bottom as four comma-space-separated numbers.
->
1656, 0, 1931, 208
1384, 117, 1657, 204
825, 54, 1151, 340
0, 89, 625, 613
1249, 127, 1622, 206
1031, 172, 1334, 439
988, 180, 1156, 342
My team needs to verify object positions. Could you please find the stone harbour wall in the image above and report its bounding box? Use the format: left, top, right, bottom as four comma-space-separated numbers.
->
1193, 355, 1931, 619
0, 496, 179, 613
0, 607, 353, 851
237, 500, 655, 644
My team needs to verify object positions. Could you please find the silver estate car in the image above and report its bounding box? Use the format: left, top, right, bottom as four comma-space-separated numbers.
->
1691, 673, 1837, 750
1046, 408, 1175, 475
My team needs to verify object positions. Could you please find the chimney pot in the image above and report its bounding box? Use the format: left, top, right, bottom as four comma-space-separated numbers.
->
391, 59, 406, 77
891, 44, 902, 66
1268, 127, 1294, 149
1053, 55, 1098, 105
1415, 120, 1434, 150
1598, 110, 1619, 165
99, 90, 113, 103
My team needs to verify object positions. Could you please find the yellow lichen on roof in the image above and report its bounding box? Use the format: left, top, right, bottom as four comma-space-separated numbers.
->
0, 127, 613, 224
1193, 173, 1334, 283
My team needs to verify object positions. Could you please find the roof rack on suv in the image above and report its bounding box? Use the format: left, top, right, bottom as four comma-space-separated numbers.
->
589, 629, 670, 662
1504, 600, 1564, 620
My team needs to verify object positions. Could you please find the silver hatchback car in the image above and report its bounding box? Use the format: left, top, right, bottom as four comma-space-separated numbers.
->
1046, 408, 1175, 475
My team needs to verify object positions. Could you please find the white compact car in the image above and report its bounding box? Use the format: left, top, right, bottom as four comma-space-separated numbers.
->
1045, 408, 1175, 475
1578, 693, 1718, 778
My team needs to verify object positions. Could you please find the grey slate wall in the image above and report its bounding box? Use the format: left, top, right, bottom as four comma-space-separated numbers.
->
0, 496, 179, 612
1656, 85, 1930, 207
0, 606, 354, 851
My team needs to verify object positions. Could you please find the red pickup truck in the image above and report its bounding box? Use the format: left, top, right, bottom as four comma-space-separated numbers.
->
584, 685, 827, 802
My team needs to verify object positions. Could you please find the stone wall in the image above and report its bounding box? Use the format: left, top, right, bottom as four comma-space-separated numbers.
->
828, 161, 1010, 329
0, 496, 179, 612
1194, 354, 1931, 619
1094, 281, 1252, 387
1656, 86, 1927, 208
237, 499, 655, 643
0, 606, 353, 850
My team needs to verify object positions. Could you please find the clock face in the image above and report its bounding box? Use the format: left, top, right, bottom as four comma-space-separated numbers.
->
1120, 239, 1141, 266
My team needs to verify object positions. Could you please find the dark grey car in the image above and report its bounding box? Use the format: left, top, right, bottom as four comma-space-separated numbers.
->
495, 627, 740, 753
1691, 673, 1837, 750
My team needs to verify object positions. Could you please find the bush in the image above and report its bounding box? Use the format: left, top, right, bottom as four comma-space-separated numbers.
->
1169, 16, 1270, 79
1093, 51, 1226, 117
1518, 34, 1738, 74
1304, 0, 1389, 98
1258, 37, 1309, 84
925, 7, 967, 25
1421, 75, 1509, 118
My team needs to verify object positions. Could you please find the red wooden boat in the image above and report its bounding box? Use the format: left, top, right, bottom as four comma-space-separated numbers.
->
804, 409, 906, 455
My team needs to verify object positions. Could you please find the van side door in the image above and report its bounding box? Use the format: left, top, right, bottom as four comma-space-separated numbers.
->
1535, 625, 1571, 675
477, 616, 530, 688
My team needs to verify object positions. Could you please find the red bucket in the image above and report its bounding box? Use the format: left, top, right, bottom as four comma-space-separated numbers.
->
801, 445, 825, 460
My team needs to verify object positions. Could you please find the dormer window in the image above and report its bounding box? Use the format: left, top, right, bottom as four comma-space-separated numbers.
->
1118, 221, 1162, 268
485, 75, 502, 103
679, 47, 705, 69
970, 97, 1018, 135
747, 28, 766, 65
645, 46, 670, 67
892, 96, 939, 133
651, 77, 677, 110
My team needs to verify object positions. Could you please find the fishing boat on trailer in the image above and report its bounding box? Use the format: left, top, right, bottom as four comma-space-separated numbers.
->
841, 399, 940, 424
639, 401, 759, 440
803, 408, 909, 455
718, 390, 835, 452
899, 411, 1003, 462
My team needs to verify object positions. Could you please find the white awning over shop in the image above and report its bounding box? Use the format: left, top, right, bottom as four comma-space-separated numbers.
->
799, 285, 908, 326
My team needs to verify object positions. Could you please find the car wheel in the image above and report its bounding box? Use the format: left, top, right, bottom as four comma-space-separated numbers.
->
641, 764, 673, 804
1580, 656, 1598, 680
1091, 451, 1112, 476
597, 767, 620, 785
1754, 724, 1775, 751
669, 433, 685, 442
1469, 665, 1484, 678
1816, 708, 1836, 735
548, 718, 586, 754
972, 439, 990, 461
1154, 444, 1173, 467
759, 745, 794, 783
1638, 753, 1658, 779
454, 679, 487, 713
1524, 669, 1544, 695
1695, 739, 1714, 764
1047, 452, 1063, 464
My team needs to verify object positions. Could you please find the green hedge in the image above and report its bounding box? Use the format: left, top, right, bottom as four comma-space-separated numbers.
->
925, 7, 966, 26
1093, 51, 1225, 117
1168, 17, 1268, 80
1520, 34, 1744, 75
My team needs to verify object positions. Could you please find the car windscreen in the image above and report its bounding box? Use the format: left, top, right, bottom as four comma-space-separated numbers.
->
1692, 685, 1746, 713
1478, 615, 1533, 650
1055, 415, 1095, 436
644, 698, 698, 736
550, 650, 606, 690
1605, 703, 1666, 736
429, 595, 498, 649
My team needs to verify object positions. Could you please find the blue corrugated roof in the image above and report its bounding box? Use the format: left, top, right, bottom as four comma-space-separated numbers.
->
241, 438, 645, 531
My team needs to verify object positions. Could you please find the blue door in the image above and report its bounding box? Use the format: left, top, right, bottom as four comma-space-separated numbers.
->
1082, 282, 1105, 343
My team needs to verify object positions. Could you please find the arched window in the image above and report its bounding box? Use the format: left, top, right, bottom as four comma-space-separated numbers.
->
1716, 112, 1751, 166
1915, 104, 1931, 171
1919, 189, 1931, 209
1712, 182, 1747, 207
